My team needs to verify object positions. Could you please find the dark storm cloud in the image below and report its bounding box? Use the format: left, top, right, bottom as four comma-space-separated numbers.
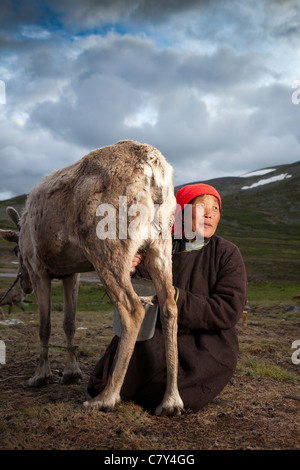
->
0, 0, 299, 198
45, 0, 210, 27
28, 32, 269, 155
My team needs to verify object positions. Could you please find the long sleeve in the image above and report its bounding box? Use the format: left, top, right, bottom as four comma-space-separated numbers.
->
176, 242, 247, 331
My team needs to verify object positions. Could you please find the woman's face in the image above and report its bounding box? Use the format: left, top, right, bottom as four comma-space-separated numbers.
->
191, 194, 221, 239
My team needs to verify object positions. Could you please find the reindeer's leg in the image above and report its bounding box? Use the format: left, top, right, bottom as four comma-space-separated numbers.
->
0, 307, 4, 319
25, 271, 53, 387
145, 239, 184, 416
83, 272, 145, 411
61, 273, 82, 385
15, 303, 25, 312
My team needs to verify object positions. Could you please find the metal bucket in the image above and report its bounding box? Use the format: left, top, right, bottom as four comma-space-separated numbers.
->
113, 278, 158, 342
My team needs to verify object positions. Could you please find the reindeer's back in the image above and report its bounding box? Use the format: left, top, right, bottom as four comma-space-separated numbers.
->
73, 140, 174, 205
20, 140, 175, 253
23, 140, 173, 207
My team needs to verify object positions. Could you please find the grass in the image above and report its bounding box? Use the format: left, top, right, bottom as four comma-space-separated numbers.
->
218, 230, 300, 281
236, 358, 297, 382
0, 277, 114, 315
247, 280, 300, 305
234, 279, 300, 383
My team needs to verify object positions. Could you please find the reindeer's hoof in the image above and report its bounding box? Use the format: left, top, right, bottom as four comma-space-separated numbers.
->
24, 374, 53, 387
82, 394, 120, 413
60, 371, 82, 385
155, 398, 185, 417
82, 400, 113, 413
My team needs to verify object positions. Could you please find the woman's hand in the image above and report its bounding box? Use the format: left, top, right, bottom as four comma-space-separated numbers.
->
131, 252, 145, 274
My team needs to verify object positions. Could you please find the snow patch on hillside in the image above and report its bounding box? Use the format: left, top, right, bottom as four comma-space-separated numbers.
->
241, 168, 276, 178
242, 173, 292, 190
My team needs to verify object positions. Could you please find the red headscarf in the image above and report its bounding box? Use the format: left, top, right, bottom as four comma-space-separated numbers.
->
173, 183, 222, 237
176, 183, 222, 210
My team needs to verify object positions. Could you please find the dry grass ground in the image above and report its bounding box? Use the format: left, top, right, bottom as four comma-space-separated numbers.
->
0, 285, 299, 452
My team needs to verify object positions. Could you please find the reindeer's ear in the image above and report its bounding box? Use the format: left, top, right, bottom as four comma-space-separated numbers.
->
6, 207, 21, 230
0, 229, 19, 243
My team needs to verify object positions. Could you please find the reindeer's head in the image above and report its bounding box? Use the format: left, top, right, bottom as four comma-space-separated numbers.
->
0, 207, 33, 295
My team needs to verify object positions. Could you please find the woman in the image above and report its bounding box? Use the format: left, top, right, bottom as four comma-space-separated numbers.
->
87, 183, 248, 412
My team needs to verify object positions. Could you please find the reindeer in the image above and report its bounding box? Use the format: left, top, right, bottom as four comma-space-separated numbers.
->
0, 140, 184, 416
0, 287, 26, 319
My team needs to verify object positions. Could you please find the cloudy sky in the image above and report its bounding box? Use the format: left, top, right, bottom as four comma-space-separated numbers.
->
0, 0, 299, 200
